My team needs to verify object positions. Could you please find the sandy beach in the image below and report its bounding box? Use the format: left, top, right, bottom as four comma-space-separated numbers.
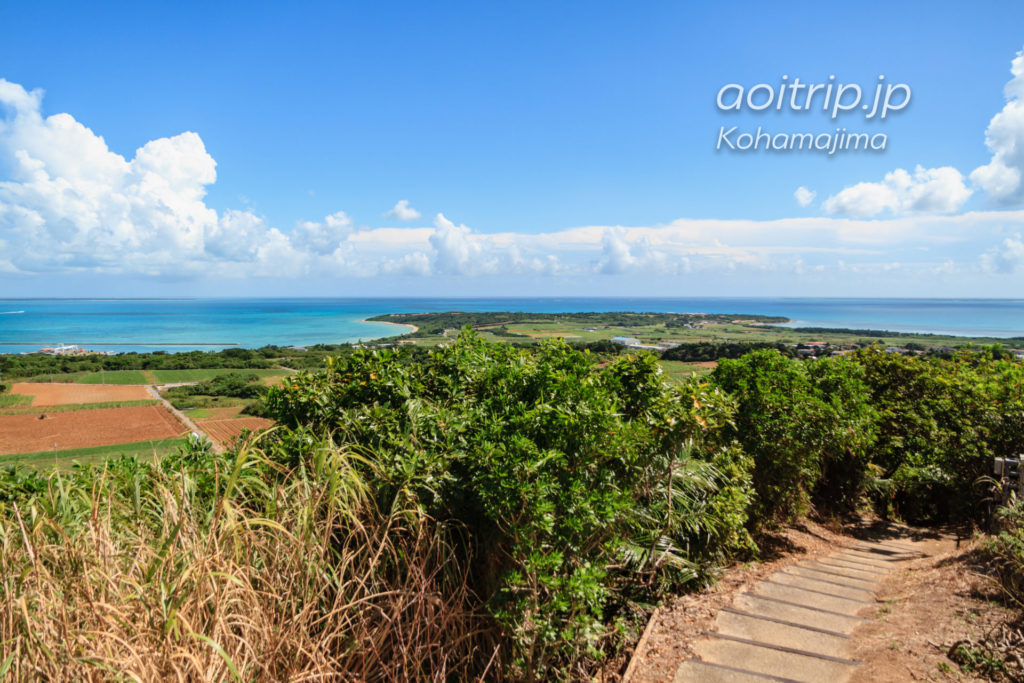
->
364, 319, 418, 335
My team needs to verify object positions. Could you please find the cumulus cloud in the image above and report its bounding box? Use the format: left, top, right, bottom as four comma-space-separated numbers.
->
819, 47, 1024, 215
971, 49, 1024, 205
430, 213, 490, 275
794, 186, 815, 207
821, 166, 972, 218
0, 78, 221, 274
981, 235, 1024, 273
4, 76, 1024, 288
596, 227, 686, 275
385, 199, 421, 221
291, 211, 354, 254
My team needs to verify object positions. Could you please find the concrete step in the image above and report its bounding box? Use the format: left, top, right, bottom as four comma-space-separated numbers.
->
804, 559, 886, 580
842, 551, 916, 565
752, 580, 875, 616
714, 608, 852, 658
839, 544, 913, 561
732, 593, 865, 635
692, 633, 860, 683
849, 539, 921, 553
815, 557, 888, 573
838, 547, 910, 562
787, 564, 881, 589
674, 659, 802, 682
770, 571, 876, 600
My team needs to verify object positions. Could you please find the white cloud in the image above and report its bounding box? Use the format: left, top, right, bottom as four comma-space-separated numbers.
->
291, 211, 354, 254
5, 76, 1024, 290
794, 186, 815, 207
429, 213, 489, 275
596, 227, 685, 275
0, 78, 220, 274
981, 235, 1024, 273
822, 166, 972, 218
385, 199, 421, 221
971, 49, 1024, 205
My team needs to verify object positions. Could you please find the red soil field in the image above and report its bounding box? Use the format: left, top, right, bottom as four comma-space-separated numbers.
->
196, 418, 274, 446
0, 406, 186, 455
10, 382, 151, 407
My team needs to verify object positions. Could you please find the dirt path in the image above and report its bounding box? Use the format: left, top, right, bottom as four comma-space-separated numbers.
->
145, 386, 223, 453
671, 534, 937, 682
625, 521, 967, 682
850, 537, 1021, 682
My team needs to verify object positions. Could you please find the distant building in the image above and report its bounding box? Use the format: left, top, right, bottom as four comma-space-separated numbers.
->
610, 336, 662, 351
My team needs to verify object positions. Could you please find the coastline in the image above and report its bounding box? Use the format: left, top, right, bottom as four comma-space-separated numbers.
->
363, 318, 418, 336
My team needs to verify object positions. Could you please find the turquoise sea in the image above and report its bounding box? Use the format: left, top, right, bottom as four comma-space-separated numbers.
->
0, 298, 1023, 354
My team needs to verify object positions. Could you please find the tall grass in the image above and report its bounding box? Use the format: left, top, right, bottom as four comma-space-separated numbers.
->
0, 436, 493, 681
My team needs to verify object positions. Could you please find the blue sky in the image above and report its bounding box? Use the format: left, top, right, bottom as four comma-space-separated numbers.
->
2, 1, 1024, 297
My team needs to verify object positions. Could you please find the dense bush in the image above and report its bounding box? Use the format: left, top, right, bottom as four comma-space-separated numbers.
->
661, 341, 796, 362
711, 351, 876, 525
855, 349, 1024, 522
163, 372, 270, 410
266, 329, 753, 677
2, 333, 1023, 680
713, 347, 1024, 525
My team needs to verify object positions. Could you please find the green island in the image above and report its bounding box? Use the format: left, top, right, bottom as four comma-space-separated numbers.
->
0, 314, 1022, 679
368, 309, 1024, 350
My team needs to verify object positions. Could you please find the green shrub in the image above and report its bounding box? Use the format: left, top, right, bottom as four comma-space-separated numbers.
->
855, 348, 1019, 522
984, 497, 1024, 603
265, 329, 751, 678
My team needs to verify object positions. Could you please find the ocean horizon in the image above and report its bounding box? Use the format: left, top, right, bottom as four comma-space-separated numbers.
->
1, 297, 1023, 354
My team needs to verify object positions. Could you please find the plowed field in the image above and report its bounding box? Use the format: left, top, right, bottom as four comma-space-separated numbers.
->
196, 418, 274, 446
0, 406, 186, 455
11, 383, 151, 406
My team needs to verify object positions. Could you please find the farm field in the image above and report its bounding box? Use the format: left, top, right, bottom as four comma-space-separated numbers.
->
0, 405, 186, 455
151, 368, 291, 384
17, 368, 292, 385
21, 369, 152, 384
659, 360, 717, 383
9, 382, 152, 406
196, 416, 274, 446
0, 400, 159, 415
0, 437, 188, 469
76, 370, 150, 384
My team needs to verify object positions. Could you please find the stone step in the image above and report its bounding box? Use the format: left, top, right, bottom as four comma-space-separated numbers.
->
752, 580, 875, 616
692, 633, 860, 683
770, 571, 875, 600
732, 593, 865, 635
787, 564, 881, 589
714, 608, 852, 659
673, 659, 803, 682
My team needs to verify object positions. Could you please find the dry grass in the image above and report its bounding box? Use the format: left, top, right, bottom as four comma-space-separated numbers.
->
0, 437, 496, 681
